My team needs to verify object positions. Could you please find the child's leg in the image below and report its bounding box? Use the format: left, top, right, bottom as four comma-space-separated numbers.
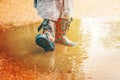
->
55, 18, 76, 46
60, 0, 74, 20
55, 0, 76, 46
36, 19, 56, 51
34, 0, 62, 51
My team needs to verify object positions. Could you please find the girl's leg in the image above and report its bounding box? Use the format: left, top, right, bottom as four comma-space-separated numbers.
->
55, 18, 76, 46
36, 19, 56, 51
34, 0, 60, 51
55, 0, 76, 46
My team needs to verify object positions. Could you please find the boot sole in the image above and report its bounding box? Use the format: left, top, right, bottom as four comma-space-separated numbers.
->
36, 34, 55, 51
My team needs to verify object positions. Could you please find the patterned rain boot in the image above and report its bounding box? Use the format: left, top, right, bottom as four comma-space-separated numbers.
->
36, 19, 55, 51
55, 18, 76, 46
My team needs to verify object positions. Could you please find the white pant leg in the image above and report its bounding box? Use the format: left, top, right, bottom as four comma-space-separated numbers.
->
34, 0, 74, 21
60, 0, 74, 19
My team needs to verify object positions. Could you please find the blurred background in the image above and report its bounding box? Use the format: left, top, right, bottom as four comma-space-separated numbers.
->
0, 0, 120, 27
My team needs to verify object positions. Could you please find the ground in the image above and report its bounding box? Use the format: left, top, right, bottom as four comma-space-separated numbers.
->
0, 0, 120, 80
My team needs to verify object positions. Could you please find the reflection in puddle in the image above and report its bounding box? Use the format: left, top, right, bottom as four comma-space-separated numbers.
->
0, 19, 88, 80
100, 22, 120, 48
81, 18, 120, 80
0, 18, 120, 80
81, 18, 120, 49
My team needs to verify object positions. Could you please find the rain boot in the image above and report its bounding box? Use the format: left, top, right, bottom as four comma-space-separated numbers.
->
55, 18, 76, 46
36, 19, 55, 51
